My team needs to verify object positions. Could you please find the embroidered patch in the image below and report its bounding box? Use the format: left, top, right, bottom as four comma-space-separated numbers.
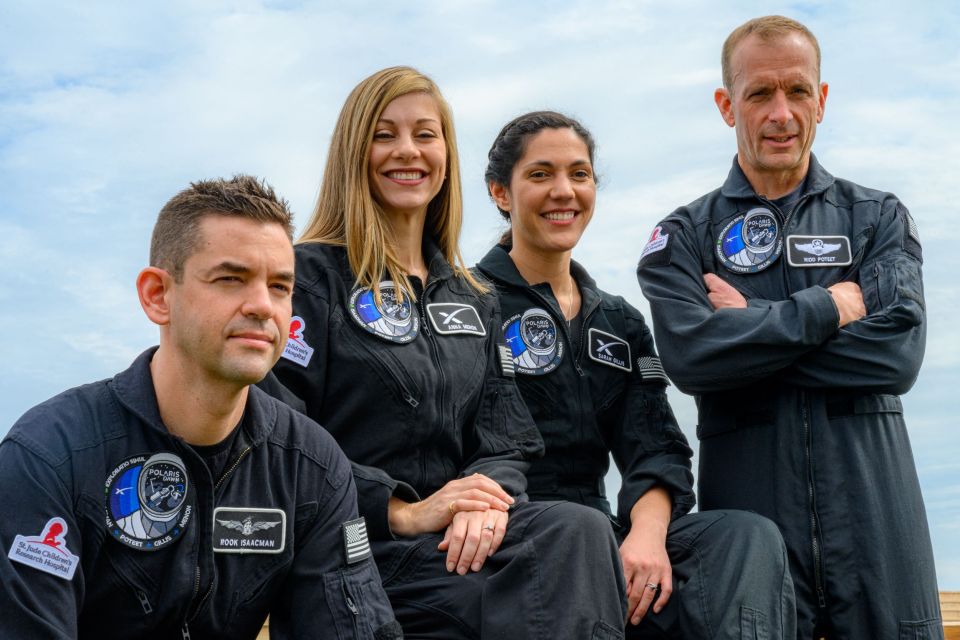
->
105, 453, 193, 551
587, 328, 632, 372
502, 308, 564, 376
786, 235, 852, 268
281, 316, 315, 367
213, 507, 286, 554
7, 517, 79, 581
498, 345, 515, 377
348, 281, 419, 344
426, 303, 486, 336
898, 204, 922, 261
636, 356, 669, 384
716, 208, 783, 274
639, 222, 677, 268
640, 225, 670, 259
342, 517, 371, 565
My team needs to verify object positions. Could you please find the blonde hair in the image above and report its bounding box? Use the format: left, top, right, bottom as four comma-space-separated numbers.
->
722, 15, 821, 90
299, 66, 486, 301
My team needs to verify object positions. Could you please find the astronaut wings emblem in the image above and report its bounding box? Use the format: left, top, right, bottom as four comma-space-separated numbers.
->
796, 239, 841, 256
217, 516, 282, 536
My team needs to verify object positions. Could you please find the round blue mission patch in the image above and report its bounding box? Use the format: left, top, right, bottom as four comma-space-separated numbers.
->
715, 207, 783, 274
105, 452, 193, 551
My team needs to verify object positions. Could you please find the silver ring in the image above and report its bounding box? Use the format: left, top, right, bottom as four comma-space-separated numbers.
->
482, 524, 495, 531
645, 583, 658, 590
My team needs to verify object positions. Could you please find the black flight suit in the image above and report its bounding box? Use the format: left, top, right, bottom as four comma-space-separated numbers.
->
269, 240, 628, 640
0, 348, 401, 639
478, 244, 797, 639
637, 155, 942, 639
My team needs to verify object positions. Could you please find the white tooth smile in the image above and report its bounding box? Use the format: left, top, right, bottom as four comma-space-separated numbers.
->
543, 211, 575, 221
387, 171, 424, 180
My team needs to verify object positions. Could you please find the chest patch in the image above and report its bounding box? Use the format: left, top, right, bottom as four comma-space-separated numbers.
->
348, 281, 419, 344
105, 452, 193, 551
213, 507, 286, 554
281, 315, 315, 367
426, 302, 486, 336
342, 517, 371, 565
587, 328, 632, 372
502, 308, 564, 376
786, 235, 852, 268
716, 208, 783, 274
7, 517, 79, 581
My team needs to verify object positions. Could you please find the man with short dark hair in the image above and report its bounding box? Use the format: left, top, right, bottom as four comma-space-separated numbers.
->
0, 176, 401, 639
638, 15, 942, 640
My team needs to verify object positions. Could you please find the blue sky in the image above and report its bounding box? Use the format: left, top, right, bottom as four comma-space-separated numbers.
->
1, 1, 957, 587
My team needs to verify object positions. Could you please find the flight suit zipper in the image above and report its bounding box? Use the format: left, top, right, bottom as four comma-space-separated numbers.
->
414, 277, 445, 488
183, 444, 253, 634
802, 394, 827, 609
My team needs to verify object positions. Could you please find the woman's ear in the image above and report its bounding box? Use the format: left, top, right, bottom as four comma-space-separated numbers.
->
489, 182, 511, 213
137, 266, 173, 326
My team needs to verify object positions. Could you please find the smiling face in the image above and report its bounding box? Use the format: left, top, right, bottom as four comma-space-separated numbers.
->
367, 91, 447, 220
490, 127, 596, 258
715, 32, 828, 197
165, 215, 294, 387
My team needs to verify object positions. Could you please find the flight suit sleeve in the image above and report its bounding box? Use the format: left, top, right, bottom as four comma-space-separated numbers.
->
269, 435, 402, 639
636, 218, 840, 395
0, 437, 82, 640
267, 268, 418, 541
460, 295, 544, 500
781, 199, 926, 394
610, 303, 695, 525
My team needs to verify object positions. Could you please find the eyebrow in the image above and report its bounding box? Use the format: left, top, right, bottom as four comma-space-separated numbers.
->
376, 117, 441, 125
204, 261, 295, 283
523, 159, 591, 169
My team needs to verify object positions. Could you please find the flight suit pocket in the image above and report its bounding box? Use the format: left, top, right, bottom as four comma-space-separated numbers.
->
323, 562, 401, 639
336, 320, 422, 414
898, 617, 942, 640
740, 605, 769, 640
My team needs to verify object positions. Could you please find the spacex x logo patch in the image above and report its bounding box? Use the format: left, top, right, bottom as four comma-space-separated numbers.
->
426, 303, 486, 336
588, 328, 632, 372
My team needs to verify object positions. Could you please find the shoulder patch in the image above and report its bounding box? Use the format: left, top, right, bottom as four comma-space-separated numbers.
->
7, 517, 79, 581
898, 203, 922, 261
426, 303, 486, 336
281, 316, 315, 367
639, 223, 675, 268
348, 281, 420, 344
502, 308, 564, 376
716, 208, 783, 274
213, 507, 286, 554
587, 328, 632, 372
498, 345, 516, 377
786, 235, 852, 268
342, 517, 371, 565
636, 356, 669, 385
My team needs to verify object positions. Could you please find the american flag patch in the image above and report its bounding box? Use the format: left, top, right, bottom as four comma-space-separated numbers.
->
342, 517, 371, 565
498, 345, 515, 377
636, 356, 669, 384
906, 211, 920, 243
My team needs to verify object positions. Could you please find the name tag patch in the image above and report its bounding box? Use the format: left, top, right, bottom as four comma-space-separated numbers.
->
281, 316, 315, 367
587, 328, 632, 372
7, 517, 79, 581
786, 235, 852, 267
342, 517, 371, 565
213, 507, 286, 554
426, 303, 486, 336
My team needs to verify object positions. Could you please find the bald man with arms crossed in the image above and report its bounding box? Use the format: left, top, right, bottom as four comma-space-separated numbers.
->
637, 15, 942, 640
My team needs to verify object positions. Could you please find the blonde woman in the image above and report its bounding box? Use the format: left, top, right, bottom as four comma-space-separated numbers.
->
267, 67, 625, 638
